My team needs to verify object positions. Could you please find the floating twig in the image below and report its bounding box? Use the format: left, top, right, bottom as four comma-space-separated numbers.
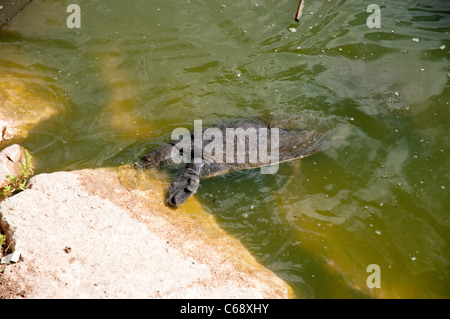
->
294, 0, 305, 22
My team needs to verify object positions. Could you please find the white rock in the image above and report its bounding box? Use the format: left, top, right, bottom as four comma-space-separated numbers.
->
1, 251, 21, 264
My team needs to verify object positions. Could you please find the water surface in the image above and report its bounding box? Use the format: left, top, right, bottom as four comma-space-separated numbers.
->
0, 0, 449, 298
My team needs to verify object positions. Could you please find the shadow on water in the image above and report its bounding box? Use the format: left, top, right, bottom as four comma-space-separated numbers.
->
194, 161, 371, 298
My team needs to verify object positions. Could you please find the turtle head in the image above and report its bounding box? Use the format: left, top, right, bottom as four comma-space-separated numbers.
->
134, 144, 177, 170
133, 152, 157, 170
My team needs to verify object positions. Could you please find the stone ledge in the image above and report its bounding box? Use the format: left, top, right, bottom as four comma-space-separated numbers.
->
0, 167, 293, 298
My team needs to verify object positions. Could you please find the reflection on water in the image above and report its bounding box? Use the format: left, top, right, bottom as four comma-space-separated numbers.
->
0, 0, 448, 298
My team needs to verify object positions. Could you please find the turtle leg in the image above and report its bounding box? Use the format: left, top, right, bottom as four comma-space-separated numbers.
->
166, 162, 203, 207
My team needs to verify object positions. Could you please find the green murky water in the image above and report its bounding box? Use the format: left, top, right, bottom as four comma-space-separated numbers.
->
1, 0, 449, 298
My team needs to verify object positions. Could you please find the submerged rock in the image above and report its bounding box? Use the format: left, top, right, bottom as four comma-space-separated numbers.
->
0, 80, 60, 142
0, 119, 17, 143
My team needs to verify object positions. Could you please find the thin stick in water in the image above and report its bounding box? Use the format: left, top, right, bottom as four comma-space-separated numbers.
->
294, 0, 305, 22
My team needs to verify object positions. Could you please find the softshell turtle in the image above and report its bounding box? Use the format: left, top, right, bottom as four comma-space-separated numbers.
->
135, 117, 338, 207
